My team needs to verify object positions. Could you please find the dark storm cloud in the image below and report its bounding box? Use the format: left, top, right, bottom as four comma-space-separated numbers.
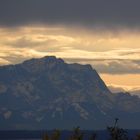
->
0, 0, 140, 29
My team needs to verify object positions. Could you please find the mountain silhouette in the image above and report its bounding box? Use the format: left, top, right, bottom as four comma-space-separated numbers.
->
0, 56, 140, 130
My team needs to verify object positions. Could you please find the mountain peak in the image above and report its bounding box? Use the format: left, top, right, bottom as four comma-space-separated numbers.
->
23, 56, 64, 64
41, 56, 64, 63
21, 56, 65, 72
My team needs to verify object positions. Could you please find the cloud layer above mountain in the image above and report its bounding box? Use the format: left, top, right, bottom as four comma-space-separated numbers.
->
0, 0, 140, 87
108, 84, 140, 97
0, 26, 140, 74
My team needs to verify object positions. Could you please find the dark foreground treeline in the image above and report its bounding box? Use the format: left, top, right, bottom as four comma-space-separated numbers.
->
0, 119, 140, 140
42, 127, 140, 140
43, 119, 140, 140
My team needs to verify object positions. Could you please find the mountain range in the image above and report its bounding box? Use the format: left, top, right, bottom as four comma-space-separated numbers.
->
108, 85, 140, 97
0, 56, 140, 130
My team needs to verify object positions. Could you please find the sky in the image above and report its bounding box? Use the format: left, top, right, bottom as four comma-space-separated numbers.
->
0, 0, 140, 91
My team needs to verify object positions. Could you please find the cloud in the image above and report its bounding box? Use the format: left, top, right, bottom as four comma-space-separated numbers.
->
0, 47, 48, 64
0, 0, 140, 30
108, 84, 126, 93
1, 46, 140, 75
0, 58, 11, 65
65, 59, 140, 74
108, 84, 140, 97
5, 36, 44, 48
4, 35, 65, 52
0, 26, 140, 75
108, 84, 140, 92
92, 59, 140, 74
1, 26, 140, 54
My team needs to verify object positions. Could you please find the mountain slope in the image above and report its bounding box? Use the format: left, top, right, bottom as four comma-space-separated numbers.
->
0, 56, 140, 130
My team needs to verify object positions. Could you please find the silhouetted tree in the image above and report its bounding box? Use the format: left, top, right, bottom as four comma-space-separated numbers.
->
89, 132, 97, 140
107, 118, 128, 140
43, 132, 49, 140
70, 126, 84, 140
51, 129, 61, 140
135, 133, 140, 140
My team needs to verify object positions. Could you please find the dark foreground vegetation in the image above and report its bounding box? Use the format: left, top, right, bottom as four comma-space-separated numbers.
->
0, 119, 140, 140
43, 119, 140, 140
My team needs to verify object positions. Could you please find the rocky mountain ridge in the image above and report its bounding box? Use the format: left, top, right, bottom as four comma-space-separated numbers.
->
0, 56, 140, 129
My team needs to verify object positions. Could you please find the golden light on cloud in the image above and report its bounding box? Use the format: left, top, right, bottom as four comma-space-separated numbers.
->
0, 58, 11, 65
0, 25, 140, 88
0, 25, 140, 62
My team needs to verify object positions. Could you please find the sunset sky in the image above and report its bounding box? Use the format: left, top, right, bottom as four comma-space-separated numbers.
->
0, 0, 140, 91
